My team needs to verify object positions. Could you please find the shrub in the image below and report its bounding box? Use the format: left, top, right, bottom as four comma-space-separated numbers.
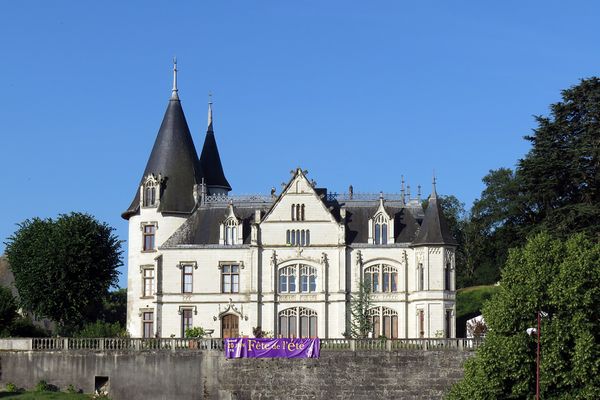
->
5, 382, 19, 392
8, 317, 50, 337
76, 321, 128, 338
35, 380, 50, 392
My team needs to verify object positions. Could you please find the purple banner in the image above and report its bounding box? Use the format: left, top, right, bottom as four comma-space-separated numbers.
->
225, 338, 320, 359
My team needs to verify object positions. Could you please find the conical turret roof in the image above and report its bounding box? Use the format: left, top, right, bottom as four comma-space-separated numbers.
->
122, 96, 204, 219
198, 102, 231, 192
412, 183, 457, 246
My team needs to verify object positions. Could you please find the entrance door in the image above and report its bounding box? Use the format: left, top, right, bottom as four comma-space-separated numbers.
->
222, 314, 239, 338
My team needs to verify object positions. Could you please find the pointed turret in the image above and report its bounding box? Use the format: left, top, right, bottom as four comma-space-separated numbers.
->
122, 61, 204, 219
198, 98, 232, 195
412, 176, 457, 246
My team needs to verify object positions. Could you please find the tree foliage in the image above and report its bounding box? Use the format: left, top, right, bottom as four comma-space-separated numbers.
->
349, 281, 373, 338
4, 212, 122, 335
0, 286, 17, 336
448, 233, 600, 399
462, 78, 600, 286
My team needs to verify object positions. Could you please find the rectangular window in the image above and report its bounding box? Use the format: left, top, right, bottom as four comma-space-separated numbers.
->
418, 310, 425, 338
418, 264, 424, 291
182, 265, 193, 293
143, 225, 156, 251
445, 310, 452, 338
182, 309, 193, 337
221, 264, 240, 293
142, 311, 154, 338
143, 269, 154, 297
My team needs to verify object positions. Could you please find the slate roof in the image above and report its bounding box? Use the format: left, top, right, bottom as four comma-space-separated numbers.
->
162, 204, 270, 247
122, 98, 204, 219
343, 203, 421, 244
199, 123, 231, 192
411, 194, 457, 246
162, 196, 427, 247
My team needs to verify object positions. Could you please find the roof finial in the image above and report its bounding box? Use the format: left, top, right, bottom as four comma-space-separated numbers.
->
171, 57, 179, 100
432, 170, 438, 199
207, 91, 213, 131
400, 175, 406, 205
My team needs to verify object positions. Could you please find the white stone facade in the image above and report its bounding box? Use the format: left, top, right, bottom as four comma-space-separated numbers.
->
125, 170, 456, 339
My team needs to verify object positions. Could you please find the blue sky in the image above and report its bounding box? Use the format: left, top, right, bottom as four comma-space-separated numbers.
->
1, 1, 599, 287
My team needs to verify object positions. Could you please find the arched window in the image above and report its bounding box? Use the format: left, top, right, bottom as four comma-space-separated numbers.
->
368, 307, 398, 338
291, 204, 305, 221
383, 265, 398, 292
374, 214, 388, 245
300, 265, 317, 293
364, 266, 380, 293
279, 264, 316, 293
143, 177, 158, 207
364, 264, 398, 293
278, 307, 317, 338
224, 218, 238, 245
279, 266, 297, 293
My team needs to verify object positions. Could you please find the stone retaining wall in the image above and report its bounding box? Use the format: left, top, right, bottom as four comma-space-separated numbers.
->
0, 350, 472, 399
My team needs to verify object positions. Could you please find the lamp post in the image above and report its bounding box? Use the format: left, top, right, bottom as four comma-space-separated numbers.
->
527, 311, 546, 400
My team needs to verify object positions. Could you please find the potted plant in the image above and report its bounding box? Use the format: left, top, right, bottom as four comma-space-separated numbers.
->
185, 327, 205, 349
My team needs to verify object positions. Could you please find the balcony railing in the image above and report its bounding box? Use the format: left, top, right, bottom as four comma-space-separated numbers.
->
0, 338, 483, 352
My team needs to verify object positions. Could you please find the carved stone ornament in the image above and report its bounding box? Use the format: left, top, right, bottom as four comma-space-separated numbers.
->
428, 248, 441, 255
356, 250, 363, 267
416, 249, 425, 264
270, 250, 277, 266
320, 252, 329, 267
213, 298, 248, 321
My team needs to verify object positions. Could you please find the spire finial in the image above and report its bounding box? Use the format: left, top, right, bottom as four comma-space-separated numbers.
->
207, 92, 213, 131
400, 175, 406, 205
432, 170, 438, 199
171, 57, 179, 100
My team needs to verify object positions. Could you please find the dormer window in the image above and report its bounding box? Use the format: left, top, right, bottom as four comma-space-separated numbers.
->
142, 174, 161, 208
374, 214, 388, 245
225, 218, 238, 245
368, 196, 394, 245
220, 203, 241, 246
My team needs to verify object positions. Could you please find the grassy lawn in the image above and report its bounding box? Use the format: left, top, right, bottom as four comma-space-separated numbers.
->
456, 284, 500, 337
0, 392, 92, 399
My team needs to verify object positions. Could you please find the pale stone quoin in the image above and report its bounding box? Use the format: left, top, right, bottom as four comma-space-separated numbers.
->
123, 64, 457, 339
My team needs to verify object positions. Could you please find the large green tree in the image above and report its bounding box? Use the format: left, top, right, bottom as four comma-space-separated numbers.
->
463, 78, 600, 286
448, 233, 600, 399
4, 212, 122, 335
519, 77, 600, 238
